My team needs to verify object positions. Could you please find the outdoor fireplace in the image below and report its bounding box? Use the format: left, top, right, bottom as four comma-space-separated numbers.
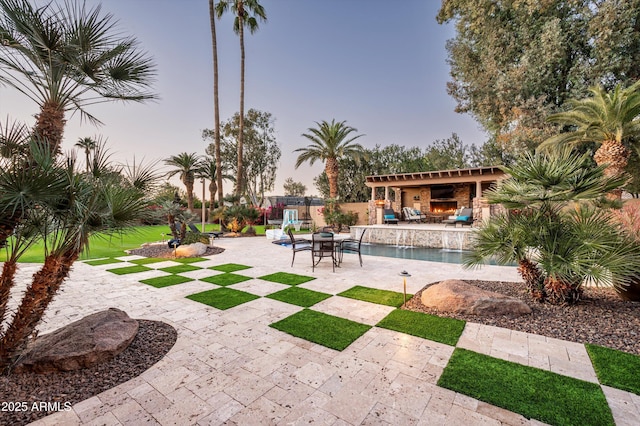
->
430, 201, 458, 214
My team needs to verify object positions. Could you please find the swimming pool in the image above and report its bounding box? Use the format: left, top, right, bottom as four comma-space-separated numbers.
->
357, 244, 471, 264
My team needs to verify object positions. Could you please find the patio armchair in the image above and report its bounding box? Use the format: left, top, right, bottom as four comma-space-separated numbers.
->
442, 208, 474, 227
383, 209, 399, 225
287, 228, 311, 267
402, 207, 426, 223
188, 223, 224, 239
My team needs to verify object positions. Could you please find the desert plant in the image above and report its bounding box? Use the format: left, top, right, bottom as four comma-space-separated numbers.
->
465, 150, 640, 304
243, 205, 261, 235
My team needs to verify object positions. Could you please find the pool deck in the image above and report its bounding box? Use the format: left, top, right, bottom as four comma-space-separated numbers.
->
12, 236, 639, 425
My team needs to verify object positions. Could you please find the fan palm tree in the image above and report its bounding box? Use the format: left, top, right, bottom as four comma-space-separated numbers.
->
196, 156, 218, 219
215, 0, 266, 197
464, 150, 640, 305
75, 137, 97, 173
209, 0, 224, 206
295, 120, 367, 198
0, 0, 157, 156
0, 125, 157, 373
539, 81, 640, 198
164, 153, 202, 210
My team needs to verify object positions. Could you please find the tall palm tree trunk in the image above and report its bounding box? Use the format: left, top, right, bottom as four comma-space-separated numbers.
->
185, 179, 195, 210
326, 157, 339, 198
209, 181, 217, 218
209, 0, 224, 205
0, 250, 79, 373
34, 101, 66, 156
236, 4, 245, 197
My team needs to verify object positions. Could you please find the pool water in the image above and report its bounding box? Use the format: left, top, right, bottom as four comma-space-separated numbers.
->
358, 244, 470, 264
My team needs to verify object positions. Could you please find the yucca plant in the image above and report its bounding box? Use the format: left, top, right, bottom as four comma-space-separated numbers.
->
465, 150, 640, 304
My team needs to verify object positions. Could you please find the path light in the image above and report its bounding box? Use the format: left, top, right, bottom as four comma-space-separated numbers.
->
399, 270, 411, 305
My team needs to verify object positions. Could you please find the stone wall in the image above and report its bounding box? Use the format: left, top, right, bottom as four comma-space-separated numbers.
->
351, 225, 474, 250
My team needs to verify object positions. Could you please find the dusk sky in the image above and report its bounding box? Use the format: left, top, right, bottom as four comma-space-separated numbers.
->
1, 0, 487, 197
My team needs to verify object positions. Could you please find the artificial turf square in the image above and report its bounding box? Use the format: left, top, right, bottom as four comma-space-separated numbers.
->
376, 309, 465, 346
173, 257, 208, 264
200, 273, 252, 286
586, 344, 640, 395
159, 264, 203, 274
266, 287, 332, 307
438, 348, 614, 426
209, 263, 252, 272
186, 287, 260, 310
338, 285, 411, 307
270, 309, 371, 351
129, 257, 166, 265
259, 272, 315, 286
140, 275, 194, 288
84, 258, 123, 266
106, 265, 153, 275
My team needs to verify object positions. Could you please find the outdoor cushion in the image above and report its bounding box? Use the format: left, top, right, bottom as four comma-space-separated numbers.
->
384, 214, 395, 220
457, 216, 469, 221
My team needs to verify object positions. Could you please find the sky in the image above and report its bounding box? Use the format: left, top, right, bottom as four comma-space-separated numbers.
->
0, 0, 487, 198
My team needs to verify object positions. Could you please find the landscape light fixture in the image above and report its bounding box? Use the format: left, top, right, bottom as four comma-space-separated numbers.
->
399, 270, 411, 304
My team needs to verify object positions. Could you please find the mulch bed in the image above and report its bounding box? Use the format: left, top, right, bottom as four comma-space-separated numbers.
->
0, 320, 177, 426
127, 244, 225, 258
404, 280, 640, 355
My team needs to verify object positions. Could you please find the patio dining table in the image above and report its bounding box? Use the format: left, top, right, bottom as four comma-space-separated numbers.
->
300, 233, 351, 271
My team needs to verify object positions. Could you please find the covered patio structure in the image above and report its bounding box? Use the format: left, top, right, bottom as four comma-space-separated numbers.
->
365, 166, 506, 225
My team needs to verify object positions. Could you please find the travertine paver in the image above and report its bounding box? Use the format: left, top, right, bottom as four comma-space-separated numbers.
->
14, 236, 636, 425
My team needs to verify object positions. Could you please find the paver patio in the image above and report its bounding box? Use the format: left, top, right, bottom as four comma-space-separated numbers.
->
8, 236, 639, 425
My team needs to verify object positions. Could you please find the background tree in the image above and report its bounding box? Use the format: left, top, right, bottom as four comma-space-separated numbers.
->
283, 177, 306, 196
164, 152, 202, 210
75, 137, 97, 173
295, 119, 367, 199
215, 0, 267, 197
0, 0, 156, 156
424, 133, 471, 170
437, 0, 640, 155
208, 0, 224, 205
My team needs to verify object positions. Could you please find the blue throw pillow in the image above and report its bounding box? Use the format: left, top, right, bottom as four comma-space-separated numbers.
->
384, 214, 395, 220
457, 215, 469, 221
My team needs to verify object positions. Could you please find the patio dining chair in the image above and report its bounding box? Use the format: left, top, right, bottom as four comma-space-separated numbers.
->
338, 228, 366, 267
312, 232, 337, 272
288, 228, 311, 267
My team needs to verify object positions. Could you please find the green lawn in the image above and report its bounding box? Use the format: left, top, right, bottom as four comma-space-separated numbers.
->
140, 275, 194, 288
586, 344, 640, 395
186, 287, 260, 310
376, 309, 465, 346
209, 263, 252, 272
129, 257, 167, 265
270, 309, 371, 351
259, 272, 315, 286
438, 348, 614, 426
106, 265, 153, 275
159, 264, 202, 274
83, 258, 124, 266
338, 285, 410, 307
266, 287, 332, 307
200, 273, 252, 286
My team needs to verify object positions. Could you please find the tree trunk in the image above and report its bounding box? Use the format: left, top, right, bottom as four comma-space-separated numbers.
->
34, 100, 66, 157
209, 180, 217, 218
594, 139, 629, 199
326, 157, 339, 198
185, 178, 195, 210
209, 0, 224, 205
516, 258, 544, 299
236, 5, 245, 197
0, 260, 18, 332
544, 276, 581, 305
0, 250, 78, 373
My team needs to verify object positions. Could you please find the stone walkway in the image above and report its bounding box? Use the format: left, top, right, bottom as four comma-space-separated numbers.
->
9, 237, 639, 425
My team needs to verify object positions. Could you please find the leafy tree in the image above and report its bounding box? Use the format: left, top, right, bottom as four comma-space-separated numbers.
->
0, 121, 158, 372
207, 109, 280, 205
0, 0, 156, 156
539, 82, 640, 198
208, 0, 223, 204
283, 177, 306, 196
437, 1, 640, 155
164, 152, 203, 210
295, 119, 367, 199
469, 137, 516, 167
464, 150, 639, 305
424, 133, 471, 170
215, 0, 267, 196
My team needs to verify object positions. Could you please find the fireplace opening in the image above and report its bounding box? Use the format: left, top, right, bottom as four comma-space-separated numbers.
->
430, 201, 458, 214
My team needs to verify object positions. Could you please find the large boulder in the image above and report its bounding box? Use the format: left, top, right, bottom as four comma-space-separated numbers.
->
421, 279, 531, 316
175, 242, 207, 257
15, 308, 139, 373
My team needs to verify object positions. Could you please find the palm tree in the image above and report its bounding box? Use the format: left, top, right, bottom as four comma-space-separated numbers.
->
196, 156, 218, 219
464, 150, 640, 305
215, 0, 266, 197
164, 153, 202, 210
295, 120, 367, 198
539, 81, 640, 197
209, 0, 224, 205
0, 126, 157, 372
0, 0, 157, 156
75, 137, 97, 173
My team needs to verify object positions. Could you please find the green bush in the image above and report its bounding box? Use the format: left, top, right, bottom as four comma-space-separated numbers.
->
181, 232, 209, 245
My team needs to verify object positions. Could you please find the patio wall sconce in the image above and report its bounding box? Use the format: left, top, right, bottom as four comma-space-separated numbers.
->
399, 270, 411, 305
